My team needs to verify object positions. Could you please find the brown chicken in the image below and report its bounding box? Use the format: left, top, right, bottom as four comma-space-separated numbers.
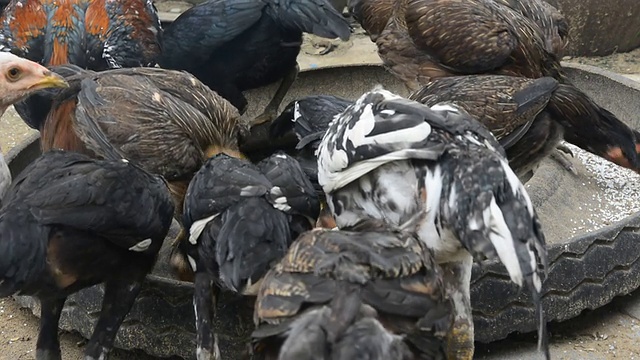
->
20, 65, 244, 229
495, 0, 569, 57
348, 0, 640, 173
409, 74, 583, 180
252, 219, 452, 360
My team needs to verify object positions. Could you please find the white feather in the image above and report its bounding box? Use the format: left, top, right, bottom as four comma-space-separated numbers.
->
319, 148, 442, 193
187, 255, 197, 271
429, 103, 458, 113
293, 102, 301, 123
189, 213, 220, 245
128, 238, 152, 252
501, 159, 535, 214
487, 196, 524, 286
240, 185, 264, 197
0, 151, 10, 200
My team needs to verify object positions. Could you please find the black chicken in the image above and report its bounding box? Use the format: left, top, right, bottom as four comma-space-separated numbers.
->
270, 94, 352, 193
252, 219, 452, 360
0, 110, 174, 359
316, 87, 549, 360
159, 0, 351, 126
181, 152, 319, 359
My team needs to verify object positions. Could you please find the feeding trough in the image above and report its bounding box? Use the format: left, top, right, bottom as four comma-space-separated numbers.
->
8, 63, 640, 359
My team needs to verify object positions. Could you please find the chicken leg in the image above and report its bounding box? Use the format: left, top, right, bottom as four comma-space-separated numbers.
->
442, 255, 475, 360
251, 64, 300, 126
83, 274, 146, 360
35, 297, 67, 360
194, 271, 221, 360
551, 143, 578, 175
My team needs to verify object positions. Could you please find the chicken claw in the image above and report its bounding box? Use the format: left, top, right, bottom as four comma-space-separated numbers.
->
551, 147, 578, 175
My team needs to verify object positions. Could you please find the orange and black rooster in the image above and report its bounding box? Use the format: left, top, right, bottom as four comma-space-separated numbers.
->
0, 0, 162, 130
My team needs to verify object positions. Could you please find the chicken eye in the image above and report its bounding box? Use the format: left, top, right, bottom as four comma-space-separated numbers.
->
7, 67, 21, 81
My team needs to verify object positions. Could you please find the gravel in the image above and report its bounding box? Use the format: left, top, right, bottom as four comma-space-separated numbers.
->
565, 143, 640, 234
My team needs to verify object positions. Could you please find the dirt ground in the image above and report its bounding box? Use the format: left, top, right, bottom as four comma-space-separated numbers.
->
2, 14, 640, 360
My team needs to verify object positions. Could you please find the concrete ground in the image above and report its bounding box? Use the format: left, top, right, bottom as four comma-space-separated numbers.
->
2, 33, 640, 360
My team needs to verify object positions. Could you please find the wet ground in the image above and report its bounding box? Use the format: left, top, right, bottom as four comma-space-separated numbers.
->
2, 22, 640, 360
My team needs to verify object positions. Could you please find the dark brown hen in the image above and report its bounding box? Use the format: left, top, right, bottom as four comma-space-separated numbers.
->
349, 0, 640, 173
252, 219, 451, 360
14, 65, 245, 222
409, 75, 567, 179
495, 0, 569, 57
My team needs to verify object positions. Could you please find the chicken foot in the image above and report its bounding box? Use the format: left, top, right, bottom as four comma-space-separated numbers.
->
35, 297, 67, 360
83, 275, 145, 360
551, 143, 578, 175
194, 271, 221, 360
251, 64, 300, 126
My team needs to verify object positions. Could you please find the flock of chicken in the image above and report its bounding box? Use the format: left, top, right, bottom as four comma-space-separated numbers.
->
0, 0, 636, 359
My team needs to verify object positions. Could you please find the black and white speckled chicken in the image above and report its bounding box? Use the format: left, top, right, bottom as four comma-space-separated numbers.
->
159, 0, 351, 126
0, 109, 174, 359
252, 218, 451, 360
181, 151, 319, 359
316, 87, 549, 360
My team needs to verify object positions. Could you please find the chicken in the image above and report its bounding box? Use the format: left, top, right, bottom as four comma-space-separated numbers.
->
269, 95, 352, 229
252, 218, 451, 360
0, 0, 163, 135
0, 52, 69, 201
181, 152, 319, 359
316, 87, 549, 360
9, 65, 244, 222
0, 106, 174, 360
0, 0, 162, 70
349, 0, 640, 173
409, 75, 571, 179
270, 94, 352, 193
159, 0, 351, 126
495, 0, 569, 57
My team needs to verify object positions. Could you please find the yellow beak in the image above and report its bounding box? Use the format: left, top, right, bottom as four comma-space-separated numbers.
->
29, 72, 69, 90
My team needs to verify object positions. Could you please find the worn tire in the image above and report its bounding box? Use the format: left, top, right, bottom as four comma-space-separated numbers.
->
471, 212, 640, 342
10, 63, 640, 357
472, 63, 640, 342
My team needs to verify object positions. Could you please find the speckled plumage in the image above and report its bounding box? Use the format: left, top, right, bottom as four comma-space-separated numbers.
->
317, 87, 549, 359
0, 0, 162, 69
252, 219, 451, 360
0, 149, 174, 359
182, 152, 319, 359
